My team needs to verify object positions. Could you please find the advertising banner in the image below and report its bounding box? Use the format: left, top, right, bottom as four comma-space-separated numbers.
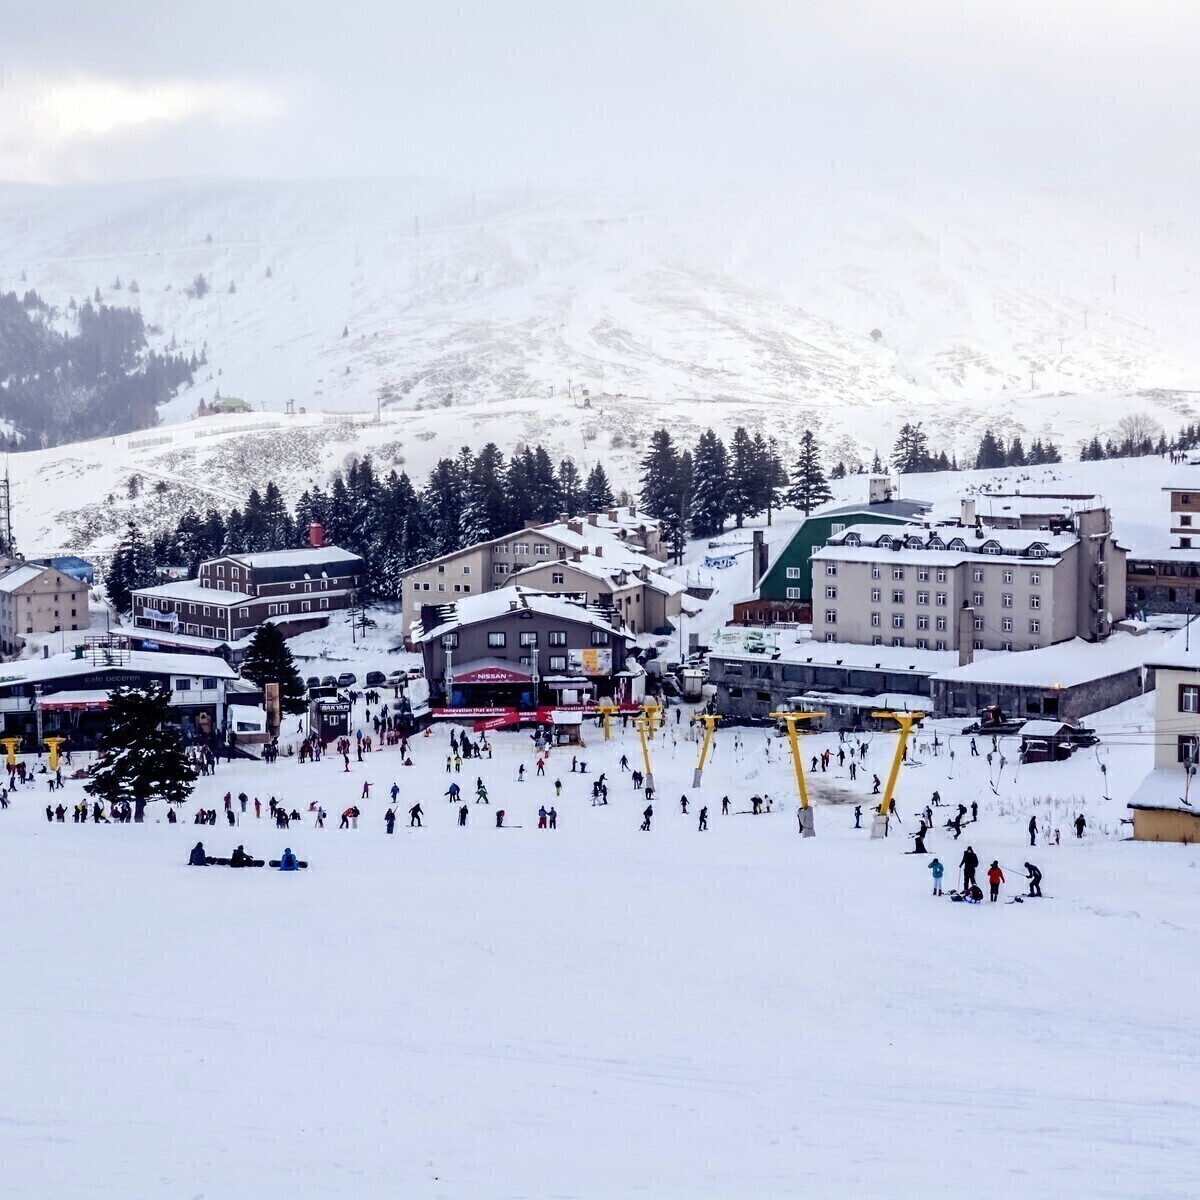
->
568, 648, 612, 676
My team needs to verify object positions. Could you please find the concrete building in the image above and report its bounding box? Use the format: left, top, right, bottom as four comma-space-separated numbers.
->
508, 556, 683, 634
399, 508, 666, 628
0, 562, 89, 657
812, 511, 1124, 654
1126, 623, 1200, 840
130, 542, 363, 656
1126, 468, 1200, 616
414, 586, 636, 718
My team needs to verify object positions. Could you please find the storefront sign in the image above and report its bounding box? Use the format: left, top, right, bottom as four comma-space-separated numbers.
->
568, 648, 612, 676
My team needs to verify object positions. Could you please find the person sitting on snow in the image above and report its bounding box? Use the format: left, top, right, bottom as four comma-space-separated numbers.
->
188, 842, 208, 866
278, 848, 298, 872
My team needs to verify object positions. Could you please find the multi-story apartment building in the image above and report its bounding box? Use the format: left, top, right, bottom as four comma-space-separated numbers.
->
130, 538, 363, 655
399, 508, 667, 628
0, 562, 90, 656
1126, 468, 1200, 615
811, 517, 1123, 654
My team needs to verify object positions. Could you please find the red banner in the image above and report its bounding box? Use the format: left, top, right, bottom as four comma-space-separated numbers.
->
433, 704, 642, 723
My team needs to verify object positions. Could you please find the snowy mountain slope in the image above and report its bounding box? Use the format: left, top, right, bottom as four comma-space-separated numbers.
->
2, 179, 1200, 466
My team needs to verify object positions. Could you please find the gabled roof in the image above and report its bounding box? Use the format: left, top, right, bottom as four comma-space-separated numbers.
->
135, 580, 252, 604
415, 586, 621, 643
0, 564, 49, 593
822, 498, 932, 519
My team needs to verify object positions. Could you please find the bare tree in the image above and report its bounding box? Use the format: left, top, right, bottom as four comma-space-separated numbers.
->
1115, 412, 1163, 449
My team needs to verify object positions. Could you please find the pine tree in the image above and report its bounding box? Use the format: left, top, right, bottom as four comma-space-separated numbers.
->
240, 623, 307, 714
85, 685, 198, 820
786, 430, 833, 515
584, 464, 615, 511
638, 430, 681, 521
1007, 436, 1027, 467
975, 430, 1005, 470
727, 426, 761, 528
831, 461, 847, 479
661, 449, 693, 564
759, 434, 789, 525
557, 458, 583, 516
106, 522, 157, 612
871, 450, 883, 473
892, 423, 933, 473
689, 429, 731, 537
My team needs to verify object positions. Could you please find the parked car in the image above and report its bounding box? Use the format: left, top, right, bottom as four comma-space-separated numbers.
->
305, 675, 321, 689
365, 670, 386, 687
320, 675, 337, 687
337, 672, 357, 688
385, 669, 409, 686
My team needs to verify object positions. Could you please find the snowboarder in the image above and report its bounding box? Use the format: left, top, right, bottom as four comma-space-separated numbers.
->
1024, 862, 1042, 897
385, 808, 396, 834
698, 806, 707, 831
446, 783, 461, 802
641, 805, 653, 831
721, 796, 730, 815
1028, 815, 1038, 846
279, 848, 298, 872
1074, 813, 1087, 838
987, 860, 1004, 902
680, 795, 689, 814
408, 804, 422, 827
872, 775, 881, 795
854, 805, 862, 829
518, 764, 525, 782
189, 842, 207, 866
496, 810, 505, 828
458, 804, 469, 826
960, 846, 979, 889
928, 858, 944, 895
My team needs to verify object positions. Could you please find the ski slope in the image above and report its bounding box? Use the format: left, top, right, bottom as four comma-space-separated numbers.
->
3, 691, 1199, 1199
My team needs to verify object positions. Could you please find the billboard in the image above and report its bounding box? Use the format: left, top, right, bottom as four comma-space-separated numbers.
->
568, 648, 612, 677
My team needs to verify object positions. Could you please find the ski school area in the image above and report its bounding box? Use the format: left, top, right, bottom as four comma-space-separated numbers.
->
4, 689, 1199, 1200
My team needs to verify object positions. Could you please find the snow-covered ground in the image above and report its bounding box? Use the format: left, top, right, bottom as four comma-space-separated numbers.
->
4, 688, 1198, 1200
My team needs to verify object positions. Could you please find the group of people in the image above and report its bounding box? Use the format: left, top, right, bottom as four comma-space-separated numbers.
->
928, 846, 1044, 904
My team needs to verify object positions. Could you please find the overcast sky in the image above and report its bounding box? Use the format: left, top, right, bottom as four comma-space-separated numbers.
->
1, 0, 1196, 200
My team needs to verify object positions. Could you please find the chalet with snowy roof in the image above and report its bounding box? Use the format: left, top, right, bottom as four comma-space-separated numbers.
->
128, 531, 363, 658
413, 586, 639, 721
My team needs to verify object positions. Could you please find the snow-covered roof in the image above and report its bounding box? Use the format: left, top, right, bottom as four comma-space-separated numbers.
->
230, 547, 362, 571
510, 557, 684, 596
0, 649, 237, 687
1020, 719, 1073, 738
967, 494, 1104, 520
1163, 467, 1200, 492
790, 690, 929, 712
135, 580, 252, 604
828, 522, 1077, 556
1144, 622, 1200, 671
416, 586, 621, 642
1127, 768, 1200, 815
931, 629, 1169, 688
0, 564, 49, 593
713, 639, 963, 676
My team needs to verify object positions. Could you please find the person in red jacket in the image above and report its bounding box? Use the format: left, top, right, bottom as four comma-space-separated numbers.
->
987, 860, 1005, 902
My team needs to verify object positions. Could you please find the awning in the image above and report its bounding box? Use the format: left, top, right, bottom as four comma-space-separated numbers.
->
40, 690, 110, 712
451, 658, 533, 685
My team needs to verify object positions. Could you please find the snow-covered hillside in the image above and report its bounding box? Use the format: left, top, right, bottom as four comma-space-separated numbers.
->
2, 179, 1200, 464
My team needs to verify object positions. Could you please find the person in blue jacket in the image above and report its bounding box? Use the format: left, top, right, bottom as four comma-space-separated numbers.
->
928, 857, 944, 896
189, 841, 207, 866
279, 848, 298, 871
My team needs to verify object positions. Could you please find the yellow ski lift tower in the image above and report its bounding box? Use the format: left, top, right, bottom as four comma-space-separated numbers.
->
692, 713, 721, 787
634, 716, 655, 790
639, 700, 663, 740
43, 736, 65, 772
769, 709, 825, 837
594, 699, 620, 741
870, 711, 925, 838
0, 736, 19, 767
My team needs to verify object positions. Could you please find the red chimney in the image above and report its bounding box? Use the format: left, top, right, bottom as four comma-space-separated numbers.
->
309, 522, 325, 548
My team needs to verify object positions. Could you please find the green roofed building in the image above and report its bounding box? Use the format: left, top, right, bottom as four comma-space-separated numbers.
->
734, 477, 930, 624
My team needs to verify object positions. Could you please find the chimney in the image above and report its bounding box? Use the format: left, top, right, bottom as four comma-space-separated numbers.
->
572, 550, 581, 562
568, 520, 583, 535
957, 603, 975, 666
594, 545, 603, 558
308, 522, 325, 548
588, 514, 598, 527
960, 498, 976, 527
637, 565, 649, 582
558, 513, 568, 524
629, 505, 637, 517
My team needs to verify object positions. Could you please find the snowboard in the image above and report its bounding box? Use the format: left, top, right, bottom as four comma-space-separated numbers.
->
205, 856, 264, 867
269, 859, 309, 869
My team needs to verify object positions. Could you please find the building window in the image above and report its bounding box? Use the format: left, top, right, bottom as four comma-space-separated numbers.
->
1030, 595, 1041, 609
1002, 617, 1013, 632
1182, 539, 1193, 550
437, 583, 446, 592
892, 614, 904, 629
871, 612, 881, 627
936, 568, 947, 583
973, 617, 984, 631
549, 655, 567, 671
1002, 593, 1013, 607
437, 565, 446, 574
217, 565, 225, 577
514, 542, 530, 555
917, 615, 929, 630
972, 592, 984, 606
1185, 516, 1195, 527
552, 572, 565, 585
453, 585, 461, 593
494, 564, 508, 576
891, 636, 904, 647
936, 592, 947, 606
892, 567, 904, 580
918, 567, 929, 581
1030, 572, 1040, 585
487, 632, 506, 648
916, 638, 928, 649
825, 585, 837, 599
1002, 641, 1013, 651
916, 591, 929, 605
786, 567, 801, 579
519, 631, 538, 647
320, 598, 330, 609
935, 639, 946, 650
831, 523, 845, 534
590, 631, 610, 646
871, 588, 881, 602
1184, 495, 1193, 505
175, 679, 191, 691
825, 610, 837, 624
1181, 686, 1200, 714
936, 616, 947, 631
786, 588, 801, 599
534, 543, 549, 555
973, 639, 983, 650
892, 590, 904, 604
972, 569, 983, 583
872, 635, 882, 646
1003, 570, 1013, 583
202, 677, 217, 690
824, 632, 835, 643
301, 600, 312, 612
826, 564, 838, 576
1030, 546, 1046, 558
1029, 620, 1041, 634
463, 566, 471, 575
549, 631, 567, 646
441, 633, 459, 649
871, 565, 881, 579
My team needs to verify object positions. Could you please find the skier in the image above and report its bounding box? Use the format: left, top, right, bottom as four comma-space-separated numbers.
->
536, 758, 545, 777
361, 781, 372, 800
279, 848, 298, 872
518, 764, 525, 783
390, 782, 400, 804
680, 795, 689, 814
619, 754, 629, 771
854, 805, 862, 829
538, 806, 548, 829
446, 782, 461, 802
987, 860, 1004, 902
641, 805, 653, 831
476, 783, 489, 804
458, 804, 468, 826
970, 800, 978, 822
554, 778, 562, 796
849, 761, 857, 781
931, 789, 942, 807
721, 796, 730, 816
408, 803, 422, 828
189, 841, 208, 866
339, 807, 353, 829
698, 806, 708, 831
254, 797, 261, 819
496, 810, 505, 828
1024, 862, 1043, 897
1074, 813, 1087, 838
385, 808, 396, 834
549, 806, 557, 829
959, 846, 979, 890
928, 857, 944, 895
1028, 815, 1038, 846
